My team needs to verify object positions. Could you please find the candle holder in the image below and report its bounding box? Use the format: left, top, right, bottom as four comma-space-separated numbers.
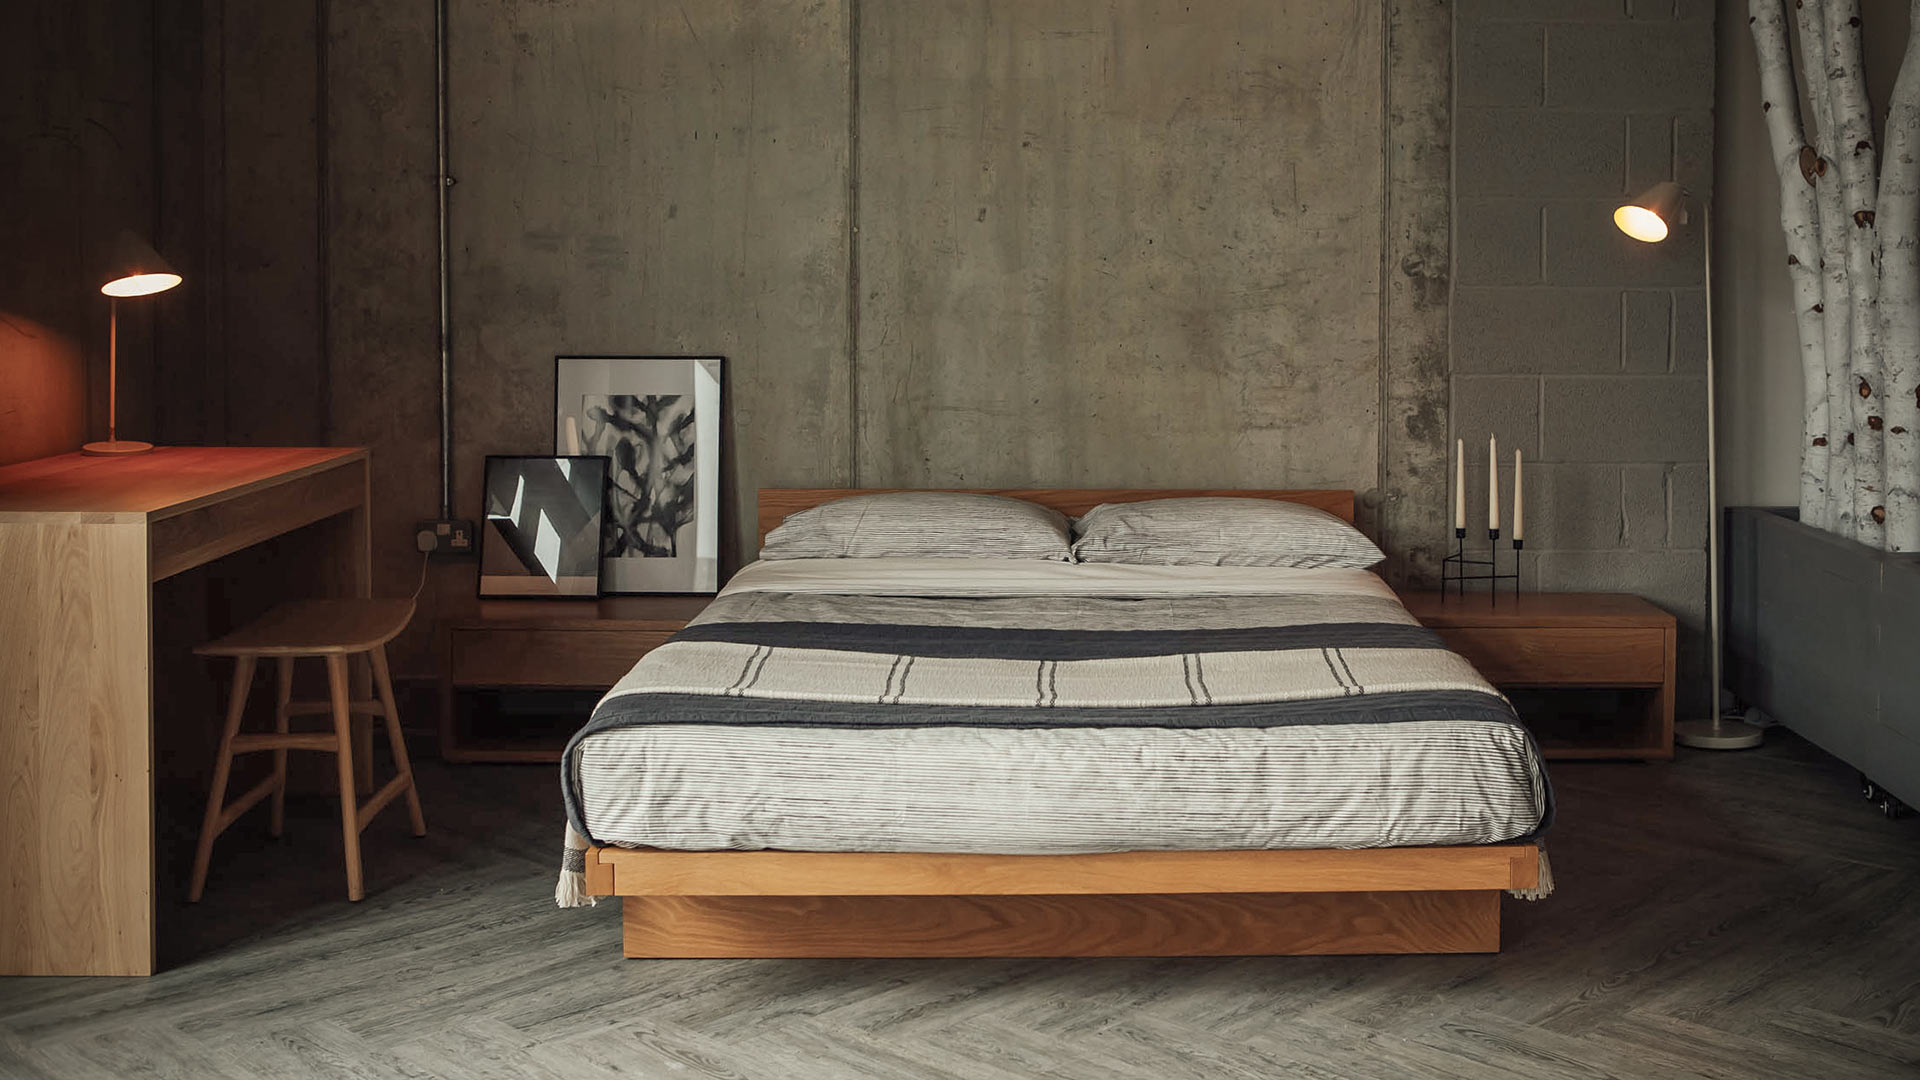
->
1440, 527, 1521, 605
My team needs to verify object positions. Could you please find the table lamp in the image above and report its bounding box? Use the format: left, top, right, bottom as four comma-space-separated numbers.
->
82, 231, 182, 456
1613, 182, 1762, 750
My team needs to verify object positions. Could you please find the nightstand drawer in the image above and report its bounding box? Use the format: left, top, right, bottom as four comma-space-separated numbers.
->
1436, 627, 1667, 686
449, 628, 674, 689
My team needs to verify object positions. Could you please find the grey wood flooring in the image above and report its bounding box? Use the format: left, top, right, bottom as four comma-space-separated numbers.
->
3, 731, 1918, 1079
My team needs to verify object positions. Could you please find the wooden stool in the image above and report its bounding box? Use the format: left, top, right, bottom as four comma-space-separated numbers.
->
189, 598, 428, 902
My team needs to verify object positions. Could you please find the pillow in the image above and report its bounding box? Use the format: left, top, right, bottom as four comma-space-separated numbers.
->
1070, 497, 1383, 569
760, 492, 1074, 561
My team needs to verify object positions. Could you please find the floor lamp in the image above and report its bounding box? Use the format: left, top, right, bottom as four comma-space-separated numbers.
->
82, 231, 182, 457
1613, 182, 1762, 750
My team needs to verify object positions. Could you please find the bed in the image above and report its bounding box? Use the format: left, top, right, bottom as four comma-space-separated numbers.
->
560, 489, 1551, 958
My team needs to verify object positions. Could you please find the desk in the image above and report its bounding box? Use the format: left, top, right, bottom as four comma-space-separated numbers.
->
0, 446, 370, 975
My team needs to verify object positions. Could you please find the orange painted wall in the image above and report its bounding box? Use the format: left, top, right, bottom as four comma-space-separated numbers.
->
0, 316, 85, 465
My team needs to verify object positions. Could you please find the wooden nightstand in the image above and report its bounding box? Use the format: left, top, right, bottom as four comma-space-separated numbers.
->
1397, 591, 1676, 760
438, 595, 711, 763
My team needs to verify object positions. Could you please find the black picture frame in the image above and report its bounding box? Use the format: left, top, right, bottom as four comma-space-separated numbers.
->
477, 454, 611, 599
552, 355, 723, 594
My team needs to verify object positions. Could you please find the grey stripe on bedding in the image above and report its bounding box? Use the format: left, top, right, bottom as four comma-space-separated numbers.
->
579, 687, 1512, 732
669, 620, 1447, 659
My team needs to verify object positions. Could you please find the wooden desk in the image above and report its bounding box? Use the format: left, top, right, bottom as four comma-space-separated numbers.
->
0, 446, 370, 976
1397, 591, 1677, 760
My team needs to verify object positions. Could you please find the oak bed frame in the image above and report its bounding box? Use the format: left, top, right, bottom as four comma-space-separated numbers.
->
583, 488, 1540, 958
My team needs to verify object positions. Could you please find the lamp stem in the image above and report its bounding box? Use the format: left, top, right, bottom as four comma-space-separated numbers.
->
108, 297, 119, 443
1705, 212, 1720, 718
1673, 207, 1759, 749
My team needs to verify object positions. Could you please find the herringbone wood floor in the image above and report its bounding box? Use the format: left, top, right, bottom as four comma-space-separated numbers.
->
3, 731, 1917, 1079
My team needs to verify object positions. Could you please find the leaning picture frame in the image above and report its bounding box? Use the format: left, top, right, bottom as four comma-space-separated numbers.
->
477, 454, 611, 599
553, 355, 722, 594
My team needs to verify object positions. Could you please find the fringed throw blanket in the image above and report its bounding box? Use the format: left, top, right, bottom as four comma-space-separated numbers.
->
558, 569, 1554, 906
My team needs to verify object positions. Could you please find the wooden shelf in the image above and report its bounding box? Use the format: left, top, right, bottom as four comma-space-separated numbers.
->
1397, 590, 1676, 760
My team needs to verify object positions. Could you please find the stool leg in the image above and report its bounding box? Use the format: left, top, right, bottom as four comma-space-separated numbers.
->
189, 654, 256, 903
370, 645, 427, 836
326, 655, 365, 902
270, 656, 293, 838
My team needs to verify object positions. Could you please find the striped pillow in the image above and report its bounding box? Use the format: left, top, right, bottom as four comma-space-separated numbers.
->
760, 493, 1074, 561
1071, 497, 1383, 569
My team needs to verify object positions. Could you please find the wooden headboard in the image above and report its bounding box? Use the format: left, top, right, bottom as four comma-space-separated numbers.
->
756, 488, 1356, 547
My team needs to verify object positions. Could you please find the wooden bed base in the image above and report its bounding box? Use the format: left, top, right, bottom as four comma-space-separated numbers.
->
586, 488, 1532, 959
587, 845, 1538, 957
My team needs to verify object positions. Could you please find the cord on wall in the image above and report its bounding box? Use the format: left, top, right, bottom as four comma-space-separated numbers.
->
434, 0, 454, 519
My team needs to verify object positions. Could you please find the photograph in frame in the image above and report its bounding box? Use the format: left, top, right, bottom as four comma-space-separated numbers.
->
554, 356, 721, 593
477, 455, 610, 599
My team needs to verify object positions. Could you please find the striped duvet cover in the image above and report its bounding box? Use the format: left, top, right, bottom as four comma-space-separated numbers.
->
559, 560, 1552, 884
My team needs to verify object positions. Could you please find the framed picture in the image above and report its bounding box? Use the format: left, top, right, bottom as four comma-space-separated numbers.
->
478, 455, 610, 599
553, 355, 722, 594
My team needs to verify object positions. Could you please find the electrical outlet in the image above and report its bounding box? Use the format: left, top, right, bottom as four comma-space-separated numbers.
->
415, 518, 476, 557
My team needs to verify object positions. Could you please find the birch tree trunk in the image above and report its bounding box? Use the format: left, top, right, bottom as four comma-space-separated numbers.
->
1825, 0, 1887, 546
1754, 0, 1834, 529
1881, 0, 1920, 552
1800, 0, 1857, 536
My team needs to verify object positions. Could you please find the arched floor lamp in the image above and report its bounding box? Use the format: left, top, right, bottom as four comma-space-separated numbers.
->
1614, 182, 1763, 750
82, 231, 182, 456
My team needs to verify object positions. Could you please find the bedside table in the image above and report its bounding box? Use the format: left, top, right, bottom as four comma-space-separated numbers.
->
438, 595, 712, 762
1397, 591, 1676, 760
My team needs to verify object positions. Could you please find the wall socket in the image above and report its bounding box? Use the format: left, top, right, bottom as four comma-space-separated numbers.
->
415, 518, 476, 557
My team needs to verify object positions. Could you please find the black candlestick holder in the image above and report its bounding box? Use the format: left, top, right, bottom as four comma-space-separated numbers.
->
1440, 526, 1521, 605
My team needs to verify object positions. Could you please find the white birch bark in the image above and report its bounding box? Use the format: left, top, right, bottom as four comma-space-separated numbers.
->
1879, 0, 1920, 552
1825, 0, 1886, 546
1755, 0, 1834, 530
1801, 1, 1857, 537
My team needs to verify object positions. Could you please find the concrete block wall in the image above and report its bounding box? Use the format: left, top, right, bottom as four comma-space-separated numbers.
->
1453, 0, 1714, 708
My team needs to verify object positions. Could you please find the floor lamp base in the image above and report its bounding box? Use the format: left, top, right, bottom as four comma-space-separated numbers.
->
1674, 715, 1764, 750
81, 439, 154, 456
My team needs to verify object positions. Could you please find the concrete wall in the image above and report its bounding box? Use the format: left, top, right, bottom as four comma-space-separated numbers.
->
1713, 0, 1907, 508
853, 3, 1383, 496
313, 0, 1459, 674
8, 2, 1734, 688
1452, 0, 1715, 708
447, 0, 853, 576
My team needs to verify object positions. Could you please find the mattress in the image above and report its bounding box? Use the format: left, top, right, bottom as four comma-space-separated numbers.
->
563, 559, 1551, 855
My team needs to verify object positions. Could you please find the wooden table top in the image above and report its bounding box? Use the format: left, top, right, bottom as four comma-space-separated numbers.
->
1396, 590, 1675, 628
0, 446, 364, 521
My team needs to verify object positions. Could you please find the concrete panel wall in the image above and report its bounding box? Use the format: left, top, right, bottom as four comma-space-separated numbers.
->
1452, 0, 1714, 710
315, 0, 1440, 674
448, 0, 853, 572
854, 2, 1385, 498
325, 0, 445, 646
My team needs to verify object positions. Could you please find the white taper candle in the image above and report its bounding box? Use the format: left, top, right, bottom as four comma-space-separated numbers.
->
1488, 434, 1499, 532
1514, 448, 1524, 542
1455, 439, 1466, 529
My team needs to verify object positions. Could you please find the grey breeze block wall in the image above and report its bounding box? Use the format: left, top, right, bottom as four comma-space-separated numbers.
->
1453, 0, 1715, 709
